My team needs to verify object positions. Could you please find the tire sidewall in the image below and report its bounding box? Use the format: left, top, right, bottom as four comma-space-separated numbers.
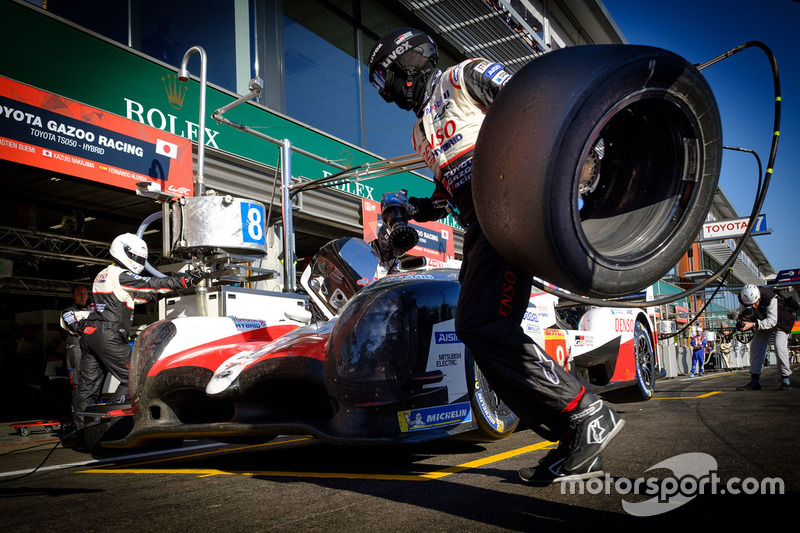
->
474, 45, 722, 297
633, 318, 656, 400
544, 55, 721, 294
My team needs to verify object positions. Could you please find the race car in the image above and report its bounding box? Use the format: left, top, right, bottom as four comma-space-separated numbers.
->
82, 236, 656, 452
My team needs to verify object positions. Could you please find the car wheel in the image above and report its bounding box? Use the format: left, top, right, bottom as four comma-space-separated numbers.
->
473, 44, 722, 298
604, 318, 656, 403
471, 362, 519, 439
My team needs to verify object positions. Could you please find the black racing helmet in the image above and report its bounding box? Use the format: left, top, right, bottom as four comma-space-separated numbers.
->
368, 28, 438, 110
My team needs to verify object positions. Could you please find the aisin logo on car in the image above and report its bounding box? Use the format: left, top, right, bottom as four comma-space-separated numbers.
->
436, 331, 460, 344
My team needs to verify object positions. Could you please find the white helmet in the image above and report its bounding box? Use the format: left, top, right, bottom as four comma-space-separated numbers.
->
110, 233, 148, 274
740, 284, 761, 306
696, 326, 703, 333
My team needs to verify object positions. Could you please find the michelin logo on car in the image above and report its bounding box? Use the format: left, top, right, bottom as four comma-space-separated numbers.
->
397, 402, 472, 432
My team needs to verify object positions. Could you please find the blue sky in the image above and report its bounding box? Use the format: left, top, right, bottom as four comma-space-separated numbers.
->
603, 0, 799, 275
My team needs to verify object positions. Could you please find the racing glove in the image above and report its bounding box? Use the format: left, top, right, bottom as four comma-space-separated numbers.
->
183, 268, 205, 287
407, 196, 434, 222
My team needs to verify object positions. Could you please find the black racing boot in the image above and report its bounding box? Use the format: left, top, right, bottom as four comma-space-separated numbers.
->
559, 394, 624, 474
518, 439, 604, 485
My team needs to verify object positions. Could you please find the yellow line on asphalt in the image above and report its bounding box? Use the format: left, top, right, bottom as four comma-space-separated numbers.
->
418, 441, 555, 480
77, 440, 555, 481
653, 391, 724, 400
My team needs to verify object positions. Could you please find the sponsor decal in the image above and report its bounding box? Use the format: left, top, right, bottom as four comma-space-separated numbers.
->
434, 352, 461, 367
381, 41, 412, 68
492, 70, 511, 86
474, 389, 504, 432
544, 329, 569, 371
473, 61, 490, 74
162, 73, 187, 110
231, 317, 267, 331
525, 324, 542, 336
395, 31, 413, 44
523, 310, 539, 323
391, 273, 435, 280
124, 97, 220, 150
435, 331, 460, 344
485, 63, 502, 77
499, 270, 518, 317
166, 185, 191, 196
397, 402, 472, 432
323, 171, 375, 200
615, 318, 635, 333
573, 334, 594, 348
426, 319, 467, 402
369, 42, 383, 63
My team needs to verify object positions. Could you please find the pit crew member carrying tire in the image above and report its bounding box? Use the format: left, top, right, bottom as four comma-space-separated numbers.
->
367, 28, 624, 484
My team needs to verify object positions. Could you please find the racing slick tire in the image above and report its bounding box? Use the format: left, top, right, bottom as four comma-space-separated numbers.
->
603, 318, 656, 403
471, 362, 519, 439
473, 45, 722, 298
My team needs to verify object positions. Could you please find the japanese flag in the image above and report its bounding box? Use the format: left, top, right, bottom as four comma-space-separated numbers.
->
156, 139, 178, 159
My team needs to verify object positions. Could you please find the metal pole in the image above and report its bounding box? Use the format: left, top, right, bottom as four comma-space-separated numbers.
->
178, 46, 208, 197
281, 139, 296, 292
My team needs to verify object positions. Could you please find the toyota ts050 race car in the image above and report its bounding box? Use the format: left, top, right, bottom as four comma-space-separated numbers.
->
80, 236, 656, 452
75, 39, 740, 452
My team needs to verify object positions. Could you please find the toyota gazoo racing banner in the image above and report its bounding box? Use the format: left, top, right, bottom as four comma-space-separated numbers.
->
0, 76, 193, 197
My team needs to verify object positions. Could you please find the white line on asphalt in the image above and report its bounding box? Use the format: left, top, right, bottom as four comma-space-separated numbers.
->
0, 441, 226, 479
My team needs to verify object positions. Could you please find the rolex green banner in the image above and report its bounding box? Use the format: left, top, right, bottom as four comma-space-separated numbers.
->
0, 0, 434, 203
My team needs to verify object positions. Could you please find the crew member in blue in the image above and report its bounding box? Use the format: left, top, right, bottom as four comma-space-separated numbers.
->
690, 327, 707, 377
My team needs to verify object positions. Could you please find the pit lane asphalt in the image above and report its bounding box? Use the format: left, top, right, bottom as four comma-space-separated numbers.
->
1, 366, 798, 532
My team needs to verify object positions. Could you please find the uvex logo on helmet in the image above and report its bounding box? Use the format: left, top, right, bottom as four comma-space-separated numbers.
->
380, 41, 413, 68
369, 42, 383, 64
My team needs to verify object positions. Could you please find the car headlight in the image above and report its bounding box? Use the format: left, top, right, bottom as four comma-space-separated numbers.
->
331, 289, 411, 382
130, 320, 176, 396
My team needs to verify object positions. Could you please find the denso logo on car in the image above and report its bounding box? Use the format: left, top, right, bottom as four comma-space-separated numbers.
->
615, 318, 635, 332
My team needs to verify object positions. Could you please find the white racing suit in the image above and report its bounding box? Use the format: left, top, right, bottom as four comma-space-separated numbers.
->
409, 59, 586, 441
73, 264, 186, 423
